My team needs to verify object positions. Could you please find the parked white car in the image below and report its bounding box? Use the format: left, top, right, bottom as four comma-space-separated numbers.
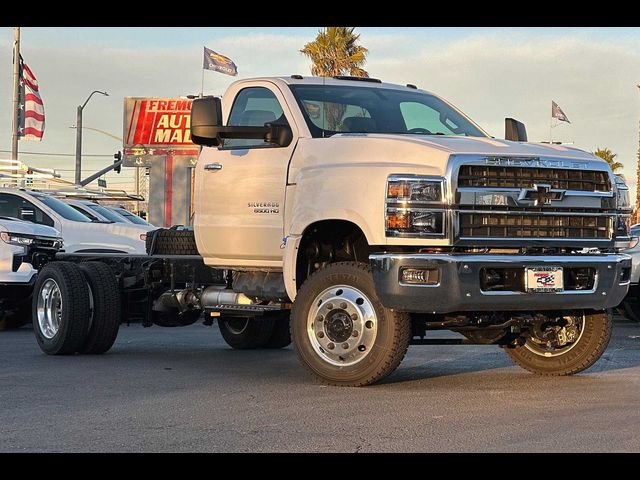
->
0, 216, 62, 330
64, 198, 149, 227
0, 189, 150, 254
109, 206, 153, 227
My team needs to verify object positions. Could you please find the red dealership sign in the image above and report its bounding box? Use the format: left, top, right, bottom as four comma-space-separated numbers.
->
124, 97, 196, 147
122, 97, 199, 166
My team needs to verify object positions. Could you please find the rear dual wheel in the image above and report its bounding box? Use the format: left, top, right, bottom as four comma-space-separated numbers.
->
33, 262, 120, 355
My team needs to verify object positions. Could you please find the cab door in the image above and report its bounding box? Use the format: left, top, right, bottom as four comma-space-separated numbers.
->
194, 82, 298, 268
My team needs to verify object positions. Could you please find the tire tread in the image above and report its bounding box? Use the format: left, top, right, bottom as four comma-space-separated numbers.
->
291, 261, 411, 387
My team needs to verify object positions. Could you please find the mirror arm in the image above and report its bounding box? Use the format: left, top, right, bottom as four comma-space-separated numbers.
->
215, 126, 270, 139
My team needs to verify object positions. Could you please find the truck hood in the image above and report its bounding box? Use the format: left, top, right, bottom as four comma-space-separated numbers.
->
335, 133, 598, 161
0, 217, 60, 237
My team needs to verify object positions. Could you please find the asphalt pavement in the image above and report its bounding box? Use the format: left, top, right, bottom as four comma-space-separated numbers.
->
1, 317, 639, 452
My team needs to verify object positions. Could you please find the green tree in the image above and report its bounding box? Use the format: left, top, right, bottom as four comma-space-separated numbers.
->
300, 27, 369, 130
594, 147, 625, 178
300, 27, 369, 78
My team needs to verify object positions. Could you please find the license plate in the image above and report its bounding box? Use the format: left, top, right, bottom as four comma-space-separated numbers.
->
525, 267, 564, 293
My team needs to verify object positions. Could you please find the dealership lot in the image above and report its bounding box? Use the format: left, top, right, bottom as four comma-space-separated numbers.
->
1, 317, 639, 452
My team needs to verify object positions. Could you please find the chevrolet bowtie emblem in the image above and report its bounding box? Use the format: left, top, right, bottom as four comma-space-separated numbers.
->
518, 184, 564, 206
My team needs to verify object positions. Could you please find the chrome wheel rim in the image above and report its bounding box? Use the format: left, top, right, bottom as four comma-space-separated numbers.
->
524, 314, 585, 357
225, 318, 249, 335
36, 279, 62, 339
307, 285, 377, 367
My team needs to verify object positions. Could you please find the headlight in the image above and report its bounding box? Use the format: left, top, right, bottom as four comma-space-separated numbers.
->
619, 236, 639, 251
386, 176, 446, 237
387, 177, 443, 203
0, 232, 34, 246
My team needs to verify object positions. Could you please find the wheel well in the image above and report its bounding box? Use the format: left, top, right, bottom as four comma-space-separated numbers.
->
296, 220, 370, 289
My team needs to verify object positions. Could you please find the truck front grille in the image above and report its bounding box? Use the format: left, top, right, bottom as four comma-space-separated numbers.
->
32, 237, 60, 249
458, 165, 610, 192
459, 212, 611, 239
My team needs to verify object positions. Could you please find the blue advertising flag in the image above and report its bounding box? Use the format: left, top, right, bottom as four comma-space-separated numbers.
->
203, 47, 238, 76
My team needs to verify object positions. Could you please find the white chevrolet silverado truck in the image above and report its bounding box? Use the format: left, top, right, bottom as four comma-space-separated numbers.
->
31, 75, 632, 386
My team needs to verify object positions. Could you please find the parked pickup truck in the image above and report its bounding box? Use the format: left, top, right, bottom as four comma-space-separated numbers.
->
31, 75, 632, 386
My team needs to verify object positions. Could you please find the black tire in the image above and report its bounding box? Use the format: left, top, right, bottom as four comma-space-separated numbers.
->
506, 310, 612, 376
0, 301, 31, 331
621, 300, 640, 323
264, 312, 292, 349
146, 228, 198, 255
79, 262, 121, 354
32, 262, 90, 355
290, 262, 411, 387
218, 316, 275, 349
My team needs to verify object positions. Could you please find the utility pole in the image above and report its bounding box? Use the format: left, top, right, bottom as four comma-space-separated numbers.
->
11, 27, 21, 175
75, 104, 82, 184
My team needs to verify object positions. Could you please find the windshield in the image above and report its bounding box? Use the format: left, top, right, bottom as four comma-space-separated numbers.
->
87, 204, 128, 223
70, 204, 103, 221
113, 208, 149, 225
290, 84, 486, 138
31, 194, 92, 222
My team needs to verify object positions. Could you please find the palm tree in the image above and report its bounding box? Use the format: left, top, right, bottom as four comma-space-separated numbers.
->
300, 27, 369, 78
301, 27, 369, 130
594, 147, 625, 179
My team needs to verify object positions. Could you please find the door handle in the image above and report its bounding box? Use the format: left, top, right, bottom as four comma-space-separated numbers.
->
204, 163, 223, 171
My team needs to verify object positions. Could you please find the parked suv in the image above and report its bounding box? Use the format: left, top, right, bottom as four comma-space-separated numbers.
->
0, 189, 149, 254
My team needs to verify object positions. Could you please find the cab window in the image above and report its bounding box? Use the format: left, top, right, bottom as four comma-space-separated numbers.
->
0, 193, 54, 227
225, 87, 288, 148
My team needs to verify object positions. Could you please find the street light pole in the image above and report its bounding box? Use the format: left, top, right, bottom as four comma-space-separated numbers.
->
74, 90, 108, 185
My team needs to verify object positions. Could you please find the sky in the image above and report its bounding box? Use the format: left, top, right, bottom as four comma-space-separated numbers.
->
1, 27, 639, 198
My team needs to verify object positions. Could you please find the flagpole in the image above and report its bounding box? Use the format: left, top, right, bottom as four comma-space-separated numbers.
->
200, 47, 205, 98
201, 67, 205, 98
11, 27, 21, 167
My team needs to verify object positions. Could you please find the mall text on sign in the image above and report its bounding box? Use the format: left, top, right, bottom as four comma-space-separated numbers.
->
124, 98, 196, 147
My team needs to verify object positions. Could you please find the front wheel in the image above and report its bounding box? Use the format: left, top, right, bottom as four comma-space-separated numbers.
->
506, 310, 612, 375
290, 262, 411, 387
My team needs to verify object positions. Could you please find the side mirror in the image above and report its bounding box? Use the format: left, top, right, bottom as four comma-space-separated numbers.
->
191, 96, 223, 147
505, 118, 527, 142
191, 96, 293, 148
265, 123, 293, 147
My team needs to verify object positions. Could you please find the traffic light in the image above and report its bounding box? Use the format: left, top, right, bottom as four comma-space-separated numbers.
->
113, 151, 122, 174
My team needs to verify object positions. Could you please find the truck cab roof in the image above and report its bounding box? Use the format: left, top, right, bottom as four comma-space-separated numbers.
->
229, 75, 433, 95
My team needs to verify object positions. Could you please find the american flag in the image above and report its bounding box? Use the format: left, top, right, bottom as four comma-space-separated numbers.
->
17, 55, 45, 141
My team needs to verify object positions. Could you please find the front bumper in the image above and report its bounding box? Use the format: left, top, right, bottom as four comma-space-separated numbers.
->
370, 253, 631, 313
